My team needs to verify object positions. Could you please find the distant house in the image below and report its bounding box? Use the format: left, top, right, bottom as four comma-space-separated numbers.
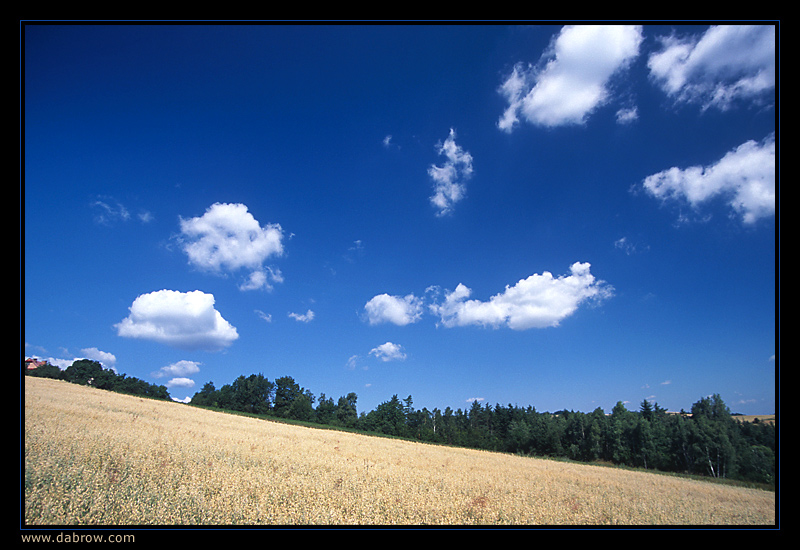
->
25, 358, 48, 370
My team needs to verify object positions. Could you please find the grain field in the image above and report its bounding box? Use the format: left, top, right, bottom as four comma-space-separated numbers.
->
24, 376, 775, 526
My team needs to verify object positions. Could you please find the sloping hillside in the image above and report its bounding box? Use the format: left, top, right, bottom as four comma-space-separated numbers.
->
24, 377, 776, 526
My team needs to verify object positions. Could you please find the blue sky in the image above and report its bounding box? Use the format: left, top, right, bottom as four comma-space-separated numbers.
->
23, 23, 777, 416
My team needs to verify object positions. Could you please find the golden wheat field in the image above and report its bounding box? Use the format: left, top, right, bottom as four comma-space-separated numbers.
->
23, 376, 775, 526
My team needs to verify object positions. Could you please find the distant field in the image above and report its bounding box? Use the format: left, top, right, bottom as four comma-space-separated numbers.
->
733, 414, 776, 424
24, 377, 775, 526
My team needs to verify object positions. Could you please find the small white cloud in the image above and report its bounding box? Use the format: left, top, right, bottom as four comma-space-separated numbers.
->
369, 342, 407, 362
364, 293, 423, 326
430, 262, 613, 330
641, 133, 775, 224
615, 106, 638, 124
178, 202, 285, 290
115, 289, 239, 351
428, 129, 473, 217
648, 25, 775, 111
289, 309, 315, 323
498, 25, 643, 130
239, 267, 284, 291
79, 347, 117, 369
166, 377, 195, 388
152, 359, 201, 379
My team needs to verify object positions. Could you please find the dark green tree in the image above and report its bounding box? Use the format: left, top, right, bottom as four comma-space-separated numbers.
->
669, 412, 697, 473
564, 411, 588, 461
287, 391, 315, 421
607, 401, 636, 465
228, 374, 275, 415
335, 392, 358, 428
191, 381, 219, 407
273, 376, 302, 418
62, 359, 116, 389
505, 418, 532, 454
585, 407, 607, 462
689, 394, 739, 478
438, 407, 458, 445
315, 393, 336, 425
412, 407, 437, 441
369, 395, 406, 436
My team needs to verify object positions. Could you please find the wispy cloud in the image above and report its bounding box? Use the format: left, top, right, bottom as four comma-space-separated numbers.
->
615, 106, 639, 124
428, 128, 473, 217
90, 196, 154, 226
288, 309, 315, 323
254, 309, 272, 323
614, 236, 649, 255
90, 197, 131, 225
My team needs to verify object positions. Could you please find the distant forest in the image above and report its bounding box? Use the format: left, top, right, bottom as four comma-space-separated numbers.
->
24, 358, 776, 487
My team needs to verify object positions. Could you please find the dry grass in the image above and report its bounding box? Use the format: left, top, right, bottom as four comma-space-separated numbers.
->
24, 376, 775, 526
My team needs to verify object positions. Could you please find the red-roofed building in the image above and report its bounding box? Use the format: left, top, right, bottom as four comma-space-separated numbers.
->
25, 358, 48, 370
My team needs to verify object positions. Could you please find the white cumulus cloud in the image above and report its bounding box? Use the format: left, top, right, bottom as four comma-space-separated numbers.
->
115, 289, 239, 351
178, 202, 285, 290
364, 293, 423, 326
648, 25, 775, 111
430, 262, 613, 330
641, 133, 775, 224
498, 25, 643, 130
428, 129, 473, 216
369, 342, 407, 362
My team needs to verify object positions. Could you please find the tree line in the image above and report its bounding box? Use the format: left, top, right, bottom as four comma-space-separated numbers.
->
188, 371, 775, 486
24, 358, 171, 400
24, 360, 776, 486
